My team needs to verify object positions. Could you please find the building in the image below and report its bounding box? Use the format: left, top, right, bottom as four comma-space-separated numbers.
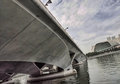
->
94, 41, 112, 52
91, 34, 120, 52
107, 34, 120, 45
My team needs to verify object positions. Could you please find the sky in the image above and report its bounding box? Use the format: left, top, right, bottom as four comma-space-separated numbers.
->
41, 0, 120, 53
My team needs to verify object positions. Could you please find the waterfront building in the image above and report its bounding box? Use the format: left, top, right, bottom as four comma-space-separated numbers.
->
94, 41, 112, 52
91, 34, 120, 52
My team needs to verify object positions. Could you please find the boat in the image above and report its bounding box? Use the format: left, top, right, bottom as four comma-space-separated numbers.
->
0, 0, 86, 83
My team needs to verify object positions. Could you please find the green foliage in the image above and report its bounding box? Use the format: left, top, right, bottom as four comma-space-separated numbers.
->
86, 46, 120, 57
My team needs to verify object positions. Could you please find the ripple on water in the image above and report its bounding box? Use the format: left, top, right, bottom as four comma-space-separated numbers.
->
88, 53, 120, 84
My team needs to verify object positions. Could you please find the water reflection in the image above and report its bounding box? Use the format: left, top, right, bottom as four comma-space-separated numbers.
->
30, 60, 89, 84
32, 53, 120, 84
88, 53, 120, 84
57, 60, 90, 84
75, 61, 90, 84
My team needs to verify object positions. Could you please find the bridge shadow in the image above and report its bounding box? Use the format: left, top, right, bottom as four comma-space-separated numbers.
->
29, 60, 90, 84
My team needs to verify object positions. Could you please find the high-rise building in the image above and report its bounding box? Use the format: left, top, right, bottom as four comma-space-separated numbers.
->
107, 34, 120, 45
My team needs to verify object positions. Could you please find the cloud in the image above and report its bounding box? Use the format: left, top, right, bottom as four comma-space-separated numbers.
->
41, 0, 120, 53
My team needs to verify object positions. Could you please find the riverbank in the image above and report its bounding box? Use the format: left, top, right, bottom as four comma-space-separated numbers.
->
88, 50, 120, 59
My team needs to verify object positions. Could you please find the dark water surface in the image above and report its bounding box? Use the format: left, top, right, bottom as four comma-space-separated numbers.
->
39, 60, 89, 84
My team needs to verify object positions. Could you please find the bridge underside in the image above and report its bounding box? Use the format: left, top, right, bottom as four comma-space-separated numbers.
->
0, 0, 85, 82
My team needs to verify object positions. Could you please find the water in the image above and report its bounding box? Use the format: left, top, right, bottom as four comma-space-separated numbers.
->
38, 60, 89, 84
55, 52, 120, 84
88, 53, 120, 84
32, 53, 120, 84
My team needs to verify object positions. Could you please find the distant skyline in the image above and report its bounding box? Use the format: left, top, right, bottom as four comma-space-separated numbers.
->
41, 0, 120, 53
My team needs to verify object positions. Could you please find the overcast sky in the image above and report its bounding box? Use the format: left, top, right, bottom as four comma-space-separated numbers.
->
41, 0, 120, 53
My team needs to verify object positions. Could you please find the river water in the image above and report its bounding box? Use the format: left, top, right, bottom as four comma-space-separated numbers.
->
30, 52, 120, 84
50, 52, 120, 84
88, 52, 120, 84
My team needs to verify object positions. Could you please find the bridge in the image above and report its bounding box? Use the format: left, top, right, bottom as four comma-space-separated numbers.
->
0, 0, 86, 83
